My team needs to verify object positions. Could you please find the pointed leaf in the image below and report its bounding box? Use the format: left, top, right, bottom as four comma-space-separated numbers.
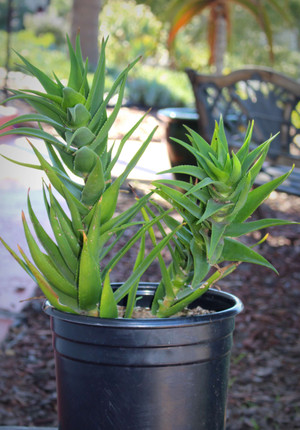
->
86, 37, 108, 115
78, 232, 102, 311
208, 222, 227, 262
22, 211, 78, 297
234, 169, 293, 223
100, 272, 118, 318
114, 224, 182, 303
225, 219, 298, 237
81, 156, 105, 206
190, 239, 210, 288
27, 191, 75, 281
14, 50, 61, 96
221, 237, 278, 273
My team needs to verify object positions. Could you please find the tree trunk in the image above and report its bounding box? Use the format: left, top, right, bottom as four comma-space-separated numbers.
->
71, 0, 103, 70
214, 4, 227, 75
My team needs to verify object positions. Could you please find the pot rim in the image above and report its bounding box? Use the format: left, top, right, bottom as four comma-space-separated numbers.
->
43, 283, 243, 328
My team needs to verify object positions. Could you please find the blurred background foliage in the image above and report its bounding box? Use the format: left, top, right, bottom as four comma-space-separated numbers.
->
0, 0, 299, 108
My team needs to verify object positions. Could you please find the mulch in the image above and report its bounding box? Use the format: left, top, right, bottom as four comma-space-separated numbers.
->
0, 101, 299, 429
0, 187, 299, 429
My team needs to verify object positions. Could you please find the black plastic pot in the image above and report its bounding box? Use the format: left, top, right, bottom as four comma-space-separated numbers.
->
44, 283, 243, 430
158, 108, 199, 181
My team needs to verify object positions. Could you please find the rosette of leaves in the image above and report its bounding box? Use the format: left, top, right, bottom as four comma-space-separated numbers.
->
151, 119, 296, 317
0, 35, 180, 318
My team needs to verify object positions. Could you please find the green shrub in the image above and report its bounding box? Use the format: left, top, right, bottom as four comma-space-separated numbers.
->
24, 12, 68, 46
99, 0, 167, 68
126, 66, 193, 108
0, 30, 69, 78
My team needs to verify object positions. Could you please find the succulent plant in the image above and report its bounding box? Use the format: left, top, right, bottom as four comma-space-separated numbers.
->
151, 120, 295, 316
0, 35, 180, 317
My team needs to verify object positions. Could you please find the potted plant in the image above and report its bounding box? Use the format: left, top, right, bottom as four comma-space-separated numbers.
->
0, 35, 295, 430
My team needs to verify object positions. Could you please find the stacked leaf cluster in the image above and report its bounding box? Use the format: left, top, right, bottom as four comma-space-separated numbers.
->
152, 121, 294, 316
0, 36, 179, 317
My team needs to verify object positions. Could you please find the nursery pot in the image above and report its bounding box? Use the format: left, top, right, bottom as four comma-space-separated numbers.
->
44, 283, 243, 430
158, 108, 199, 181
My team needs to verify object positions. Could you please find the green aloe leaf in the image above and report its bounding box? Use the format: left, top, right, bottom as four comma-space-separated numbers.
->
0, 237, 36, 281
0, 113, 65, 134
156, 178, 209, 202
73, 146, 97, 175
100, 127, 157, 224
88, 56, 141, 135
153, 182, 203, 219
48, 201, 78, 273
22, 211, 78, 297
66, 127, 96, 149
233, 168, 293, 223
67, 103, 91, 128
20, 245, 78, 312
158, 164, 206, 181
190, 239, 210, 288
221, 237, 278, 273
81, 156, 105, 206
185, 126, 213, 158
28, 141, 82, 200
106, 110, 150, 176
100, 272, 118, 319
225, 218, 297, 237
248, 143, 271, 185
99, 191, 153, 235
88, 74, 127, 154
204, 157, 230, 181
103, 209, 173, 279
48, 189, 80, 257
114, 224, 182, 303
185, 177, 215, 196
4, 91, 67, 122
14, 50, 61, 96
198, 199, 227, 223
141, 206, 174, 299
61, 187, 84, 240
169, 137, 205, 167
45, 142, 69, 179
228, 152, 242, 185
78, 232, 102, 311
124, 234, 146, 318
236, 121, 253, 162
208, 222, 227, 263
0, 127, 67, 150
242, 135, 277, 174
18, 88, 63, 105
216, 117, 229, 165
86, 198, 102, 257
62, 87, 86, 109
86, 37, 108, 115
0, 154, 42, 170
27, 191, 75, 282
226, 172, 252, 221
66, 34, 85, 92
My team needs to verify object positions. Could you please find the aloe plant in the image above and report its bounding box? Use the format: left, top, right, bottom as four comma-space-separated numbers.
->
0, 35, 180, 317
151, 119, 296, 317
